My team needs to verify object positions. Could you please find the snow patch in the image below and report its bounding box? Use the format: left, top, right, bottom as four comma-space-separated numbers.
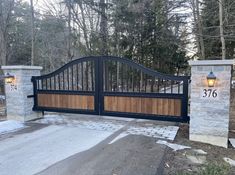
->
127, 126, 179, 140
102, 116, 134, 122
186, 154, 206, 164
109, 125, 179, 144
192, 149, 207, 155
35, 115, 124, 132
156, 140, 191, 151
229, 138, 235, 148
0, 125, 116, 175
224, 157, 235, 166
109, 133, 129, 144
0, 120, 25, 134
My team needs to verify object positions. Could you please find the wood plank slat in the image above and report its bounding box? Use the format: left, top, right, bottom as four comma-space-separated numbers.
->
37, 93, 94, 110
103, 96, 182, 117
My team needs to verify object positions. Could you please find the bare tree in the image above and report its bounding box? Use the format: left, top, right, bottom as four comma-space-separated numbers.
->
219, 0, 226, 59
0, 0, 14, 65
30, 0, 35, 65
66, 0, 72, 61
99, 0, 108, 55
194, 0, 205, 59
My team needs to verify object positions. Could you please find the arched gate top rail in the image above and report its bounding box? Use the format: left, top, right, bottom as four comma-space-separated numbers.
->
33, 56, 189, 81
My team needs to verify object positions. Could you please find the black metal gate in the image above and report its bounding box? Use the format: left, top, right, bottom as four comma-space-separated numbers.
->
32, 56, 189, 122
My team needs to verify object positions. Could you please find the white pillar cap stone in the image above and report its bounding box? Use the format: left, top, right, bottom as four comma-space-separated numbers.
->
188, 59, 234, 66
1, 65, 43, 70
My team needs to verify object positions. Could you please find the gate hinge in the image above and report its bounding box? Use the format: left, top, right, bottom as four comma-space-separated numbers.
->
27, 95, 35, 98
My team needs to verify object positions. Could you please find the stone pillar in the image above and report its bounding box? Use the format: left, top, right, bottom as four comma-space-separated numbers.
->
189, 60, 233, 148
1, 66, 43, 121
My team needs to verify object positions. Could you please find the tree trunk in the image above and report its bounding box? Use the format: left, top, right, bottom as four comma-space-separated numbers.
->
67, 0, 72, 61
191, 0, 201, 58
100, 0, 108, 55
78, 1, 91, 53
219, 0, 226, 59
0, 34, 7, 65
30, 0, 35, 65
195, 0, 205, 59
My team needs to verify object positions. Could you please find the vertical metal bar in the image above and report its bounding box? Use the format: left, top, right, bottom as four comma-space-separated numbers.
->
63, 70, 65, 90
49, 78, 52, 90
81, 62, 84, 91
144, 74, 147, 92
121, 63, 123, 92
54, 76, 56, 90
46, 78, 48, 90
171, 80, 173, 93
132, 68, 134, 92
31, 77, 38, 110
181, 77, 189, 122
37, 80, 39, 89
58, 74, 61, 90
157, 78, 160, 92
91, 61, 94, 91
116, 61, 118, 92
110, 61, 113, 91
95, 58, 100, 115
77, 63, 79, 90
126, 65, 129, 92
71, 65, 74, 90
178, 81, 180, 94
103, 61, 106, 91
67, 68, 69, 90
98, 57, 104, 115
41, 80, 43, 90
139, 70, 141, 93
164, 80, 166, 93
86, 62, 89, 91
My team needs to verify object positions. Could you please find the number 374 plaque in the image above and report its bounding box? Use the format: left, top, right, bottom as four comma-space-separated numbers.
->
200, 88, 219, 100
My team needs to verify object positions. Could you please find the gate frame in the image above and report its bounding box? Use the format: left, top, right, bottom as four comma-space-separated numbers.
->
32, 56, 190, 122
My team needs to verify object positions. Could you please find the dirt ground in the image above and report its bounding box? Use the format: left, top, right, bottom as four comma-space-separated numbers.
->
163, 124, 235, 175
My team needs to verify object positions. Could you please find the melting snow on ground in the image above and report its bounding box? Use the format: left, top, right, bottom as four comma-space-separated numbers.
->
109, 125, 179, 144
0, 125, 117, 175
224, 157, 235, 166
37, 115, 179, 144
192, 149, 207, 155
229, 138, 235, 148
109, 133, 129, 144
0, 120, 25, 134
35, 115, 124, 132
156, 140, 191, 151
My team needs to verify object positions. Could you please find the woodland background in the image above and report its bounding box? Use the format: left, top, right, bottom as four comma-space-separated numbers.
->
0, 0, 235, 74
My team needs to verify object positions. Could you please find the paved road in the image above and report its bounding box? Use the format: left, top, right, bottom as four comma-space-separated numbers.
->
37, 135, 166, 175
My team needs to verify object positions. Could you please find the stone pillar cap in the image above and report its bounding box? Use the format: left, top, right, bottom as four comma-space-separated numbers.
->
1, 65, 43, 70
188, 59, 234, 66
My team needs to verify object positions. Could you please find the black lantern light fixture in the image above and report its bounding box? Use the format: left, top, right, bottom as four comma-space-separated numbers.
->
4, 73, 15, 84
207, 71, 216, 87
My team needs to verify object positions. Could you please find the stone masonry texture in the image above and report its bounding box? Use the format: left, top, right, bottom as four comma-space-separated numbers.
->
2, 66, 42, 121
189, 61, 233, 148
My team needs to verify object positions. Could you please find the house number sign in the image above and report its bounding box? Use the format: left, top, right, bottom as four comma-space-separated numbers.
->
7, 84, 18, 92
201, 88, 218, 99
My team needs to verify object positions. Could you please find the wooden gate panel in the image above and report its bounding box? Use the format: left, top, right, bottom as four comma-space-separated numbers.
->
38, 93, 94, 110
104, 96, 181, 116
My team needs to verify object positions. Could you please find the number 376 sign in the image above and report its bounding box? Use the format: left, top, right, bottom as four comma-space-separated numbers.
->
201, 88, 219, 99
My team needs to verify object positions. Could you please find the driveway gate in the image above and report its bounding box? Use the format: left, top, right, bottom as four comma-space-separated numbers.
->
32, 56, 189, 122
